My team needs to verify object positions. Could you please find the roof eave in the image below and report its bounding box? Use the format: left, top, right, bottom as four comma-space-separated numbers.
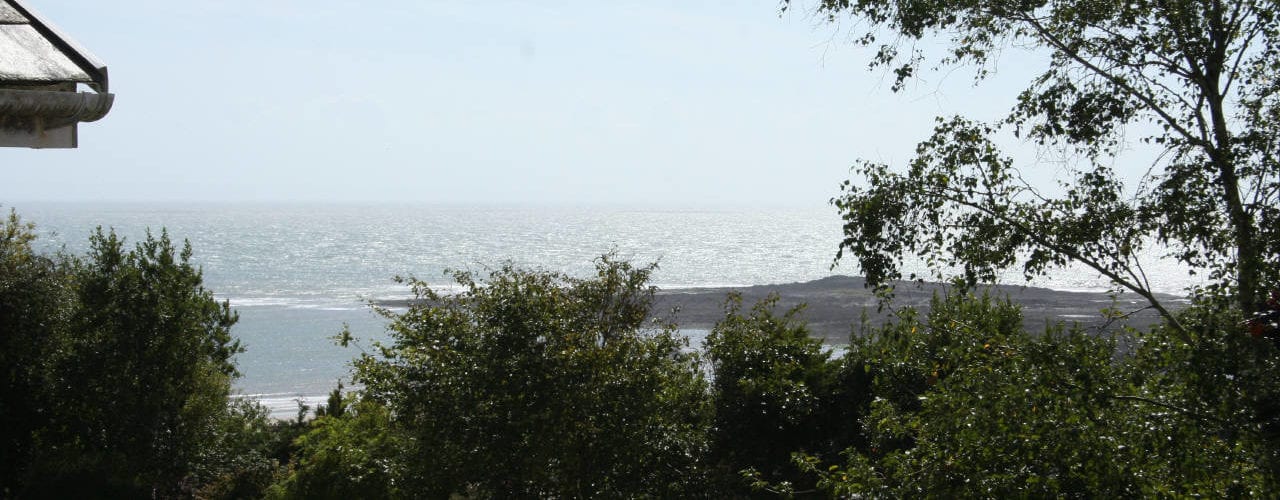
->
0, 88, 112, 125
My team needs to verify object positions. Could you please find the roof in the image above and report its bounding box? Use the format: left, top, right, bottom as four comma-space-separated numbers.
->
0, 24, 94, 83
0, 2, 26, 23
0, 0, 108, 91
0, 0, 112, 148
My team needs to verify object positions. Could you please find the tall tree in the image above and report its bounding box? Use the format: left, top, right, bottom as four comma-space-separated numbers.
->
6, 226, 246, 496
0, 211, 72, 494
793, 0, 1279, 321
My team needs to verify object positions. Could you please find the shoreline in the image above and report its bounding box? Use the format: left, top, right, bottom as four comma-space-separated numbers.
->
376, 275, 1183, 343
270, 276, 1181, 418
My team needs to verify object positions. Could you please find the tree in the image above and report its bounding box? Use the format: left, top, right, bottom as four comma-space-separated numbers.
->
351, 256, 712, 498
0, 210, 72, 494
781, 0, 1280, 488
704, 294, 867, 492
0, 215, 252, 496
790, 0, 1279, 321
36, 229, 243, 494
784, 292, 1270, 497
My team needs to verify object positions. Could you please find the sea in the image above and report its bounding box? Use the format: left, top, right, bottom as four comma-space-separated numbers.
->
9, 202, 1198, 417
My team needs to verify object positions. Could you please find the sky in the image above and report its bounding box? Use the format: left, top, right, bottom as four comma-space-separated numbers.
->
3, 0, 1044, 206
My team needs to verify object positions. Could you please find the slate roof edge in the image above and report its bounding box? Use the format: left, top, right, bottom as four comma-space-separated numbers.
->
4, 0, 108, 92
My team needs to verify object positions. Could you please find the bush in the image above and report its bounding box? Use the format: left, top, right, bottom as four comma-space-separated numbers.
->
705, 294, 866, 492
266, 396, 397, 500
349, 256, 712, 498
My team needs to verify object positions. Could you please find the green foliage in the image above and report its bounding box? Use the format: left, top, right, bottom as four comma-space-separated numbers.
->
42, 228, 241, 490
796, 0, 1280, 316
1126, 303, 1280, 489
852, 295, 1139, 496
350, 256, 712, 498
17, 227, 242, 495
783, 292, 1272, 497
313, 380, 347, 419
267, 397, 398, 500
773, 2, 1280, 491
0, 210, 73, 495
705, 294, 867, 491
192, 398, 302, 500
0, 211, 271, 497
757, 1, 1280, 496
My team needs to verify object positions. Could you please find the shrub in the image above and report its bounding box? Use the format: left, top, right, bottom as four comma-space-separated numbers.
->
351, 256, 712, 497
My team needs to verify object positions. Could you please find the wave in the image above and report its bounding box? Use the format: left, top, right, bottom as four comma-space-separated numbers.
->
233, 392, 351, 419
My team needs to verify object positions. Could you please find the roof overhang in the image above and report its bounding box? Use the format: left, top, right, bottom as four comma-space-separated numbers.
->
0, 0, 112, 148
0, 83, 112, 148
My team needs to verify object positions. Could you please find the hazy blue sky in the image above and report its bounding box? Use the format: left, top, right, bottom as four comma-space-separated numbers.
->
4, 0, 1042, 205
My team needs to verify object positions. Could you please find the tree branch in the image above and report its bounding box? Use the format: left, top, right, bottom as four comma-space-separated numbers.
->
922, 187, 1189, 335
1017, 12, 1210, 151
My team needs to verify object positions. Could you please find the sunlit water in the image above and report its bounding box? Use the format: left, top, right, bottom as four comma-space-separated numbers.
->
11, 202, 1198, 416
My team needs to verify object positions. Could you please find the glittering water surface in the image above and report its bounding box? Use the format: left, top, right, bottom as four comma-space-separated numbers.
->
12, 202, 1197, 415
